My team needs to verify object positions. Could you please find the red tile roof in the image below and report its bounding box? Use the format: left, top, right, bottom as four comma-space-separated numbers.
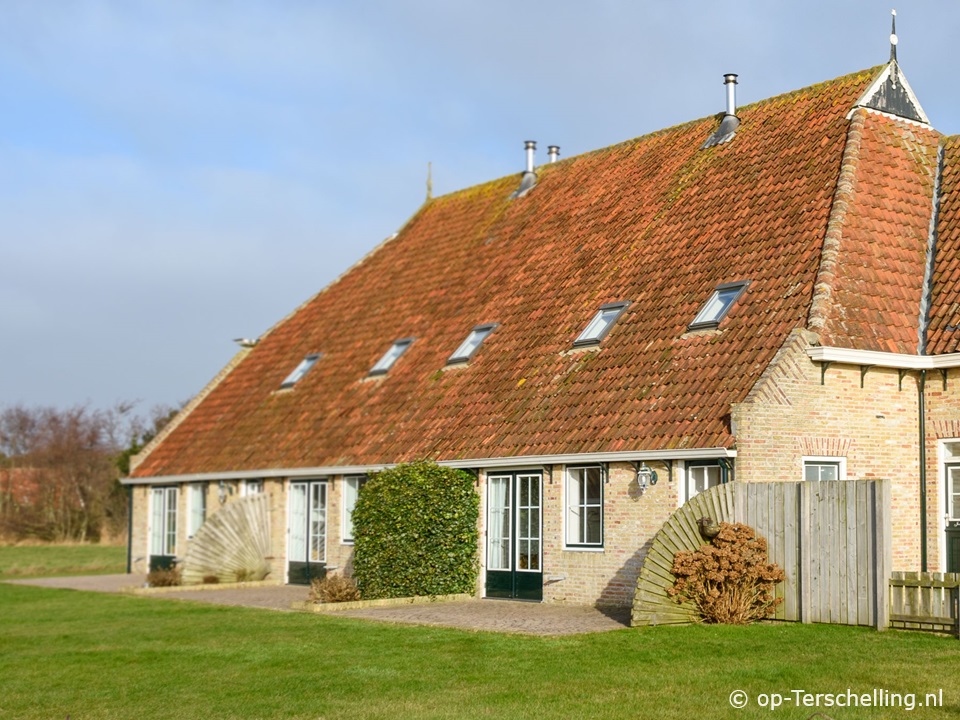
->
133, 65, 946, 478
927, 135, 960, 354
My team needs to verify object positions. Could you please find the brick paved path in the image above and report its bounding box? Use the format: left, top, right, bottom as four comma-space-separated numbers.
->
7, 575, 631, 634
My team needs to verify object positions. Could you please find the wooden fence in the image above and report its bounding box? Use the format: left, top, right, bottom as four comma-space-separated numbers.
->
633, 480, 892, 628
889, 572, 960, 637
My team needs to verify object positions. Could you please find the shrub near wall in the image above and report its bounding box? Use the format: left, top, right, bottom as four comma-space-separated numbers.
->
352, 461, 479, 599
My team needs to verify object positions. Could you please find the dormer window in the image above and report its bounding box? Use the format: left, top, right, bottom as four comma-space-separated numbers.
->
370, 338, 414, 376
280, 353, 321, 388
688, 281, 748, 330
574, 302, 630, 347
448, 324, 498, 365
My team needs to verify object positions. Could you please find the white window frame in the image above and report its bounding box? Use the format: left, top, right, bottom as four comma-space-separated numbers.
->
937, 440, 960, 573
564, 465, 604, 549
149, 486, 178, 557
573, 303, 630, 347
688, 281, 748, 330
341, 475, 368, 544
682, 460, 725, 504
187, 483, 207, 538
280, 353, 321, 388
448, 324, 498, 365
242, 479, 264, 496
369, 338, 415, 376
801, 456, 847, 482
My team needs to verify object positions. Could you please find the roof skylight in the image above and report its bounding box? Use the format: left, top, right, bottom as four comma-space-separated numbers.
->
689, 281, 748, 330
369, 338, 414, 376
574, 302, 630, 347
280, 353, 321, 388
448, 324, 498, 364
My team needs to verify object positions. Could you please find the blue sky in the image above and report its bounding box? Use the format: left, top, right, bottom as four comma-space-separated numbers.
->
2, 1, 958, 414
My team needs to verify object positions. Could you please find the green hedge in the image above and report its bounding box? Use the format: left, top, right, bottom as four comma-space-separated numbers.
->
352, 461, 479, 599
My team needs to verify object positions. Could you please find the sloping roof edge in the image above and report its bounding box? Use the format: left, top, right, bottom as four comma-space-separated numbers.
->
807, 108, 867, 333
121, 446, 738, 485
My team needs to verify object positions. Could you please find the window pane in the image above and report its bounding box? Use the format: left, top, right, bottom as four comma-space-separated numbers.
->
188, 484, 206, 537
566, 467, 602, 546
804, 462, 840, 482
289, 484, 307, 562
576, 307, 623, 344
450, 326, 494, 362
150, 488, 164, 555
586, 468, 602, 502
371, 339, 413, 374
950, 467, 960, 518
342, 476, 366, 542
488, 477, 511, 571
310, 484, 326, 562
165, 487, 178, 556
281, 354, 320, 388
691, 284, 746, 326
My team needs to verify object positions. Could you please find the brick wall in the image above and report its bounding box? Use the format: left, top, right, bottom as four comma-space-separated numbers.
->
476, 462, 678, 608
732, 331, 956, 571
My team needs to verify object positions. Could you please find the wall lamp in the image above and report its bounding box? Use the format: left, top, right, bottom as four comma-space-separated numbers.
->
218, 480, 234, 505
634, 462, 658, 494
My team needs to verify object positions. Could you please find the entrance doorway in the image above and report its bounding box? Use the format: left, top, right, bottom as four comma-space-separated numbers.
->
946, 464, 960, 572
288, 480, 327, 585
485, 472, 542, 600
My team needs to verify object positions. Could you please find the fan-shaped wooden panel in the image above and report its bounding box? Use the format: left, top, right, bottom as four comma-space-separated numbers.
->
181, 493, 272, 585
631, 482, 735, 627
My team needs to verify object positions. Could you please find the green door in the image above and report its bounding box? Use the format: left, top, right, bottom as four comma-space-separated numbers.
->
947, 525, 960, 573
288, 481, 327, 585
485, 472, 542, 601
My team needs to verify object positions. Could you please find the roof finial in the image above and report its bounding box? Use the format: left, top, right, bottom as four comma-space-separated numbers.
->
889, 9, 898, 63
426, 161, 433, 201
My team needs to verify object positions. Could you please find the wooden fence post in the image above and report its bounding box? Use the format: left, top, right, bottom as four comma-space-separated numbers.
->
874, 479, 892, 631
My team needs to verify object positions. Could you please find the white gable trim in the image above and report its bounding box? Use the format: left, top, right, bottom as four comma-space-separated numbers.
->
807, 346, 960, 370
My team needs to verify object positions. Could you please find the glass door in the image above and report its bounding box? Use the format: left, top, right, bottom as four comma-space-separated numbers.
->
149, 486, 178, 572
288, 480, 327, 584
485, 472, 542, 600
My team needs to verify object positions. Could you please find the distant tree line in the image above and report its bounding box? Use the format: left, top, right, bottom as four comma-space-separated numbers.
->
0, 403, 177, 543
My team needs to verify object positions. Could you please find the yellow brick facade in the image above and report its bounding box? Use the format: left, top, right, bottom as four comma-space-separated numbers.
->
732, 331, 958, 573
130, 335, 960, 602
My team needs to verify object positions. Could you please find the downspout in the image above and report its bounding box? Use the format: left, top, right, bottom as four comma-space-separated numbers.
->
126, 485, 133, 574
918, 371, 927, 572
916, 142, 944, 572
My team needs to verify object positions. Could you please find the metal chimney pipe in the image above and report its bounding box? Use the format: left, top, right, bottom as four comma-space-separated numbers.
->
525, 140, 537, 172
724, 74, 738, 116
547, 145, 560, 163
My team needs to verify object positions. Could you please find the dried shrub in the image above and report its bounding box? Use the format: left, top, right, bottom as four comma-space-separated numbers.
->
668, 522, 785, 625
309, 574, 361, 604
147, 567, 181, 587
233, 568, 254, 583
202, 574, 220, 584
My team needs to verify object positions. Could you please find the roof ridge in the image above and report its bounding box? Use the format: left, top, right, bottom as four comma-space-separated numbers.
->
807, 107, 868, 333
426, 66, 886, 204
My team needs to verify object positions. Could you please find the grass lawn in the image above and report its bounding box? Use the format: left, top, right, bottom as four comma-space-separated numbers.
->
0, 543, 126, 579
1, 584, 958, 719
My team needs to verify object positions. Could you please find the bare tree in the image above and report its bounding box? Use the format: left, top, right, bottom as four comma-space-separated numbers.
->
0, 403, 176, 542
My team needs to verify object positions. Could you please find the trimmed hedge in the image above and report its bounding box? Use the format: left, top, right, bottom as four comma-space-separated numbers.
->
352, 461, 479, 599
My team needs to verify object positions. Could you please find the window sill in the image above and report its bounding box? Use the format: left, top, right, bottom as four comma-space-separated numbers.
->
563, 545, 605, 553
561, 345, 601, 357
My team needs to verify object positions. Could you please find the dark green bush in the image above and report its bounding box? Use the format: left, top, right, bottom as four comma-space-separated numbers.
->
352, 461, 479, 599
